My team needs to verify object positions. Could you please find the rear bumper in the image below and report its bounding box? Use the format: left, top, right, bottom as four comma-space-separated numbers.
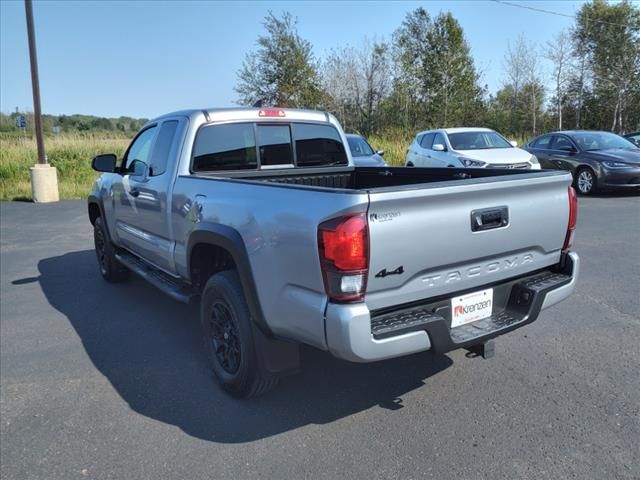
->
325, 252, 579, 362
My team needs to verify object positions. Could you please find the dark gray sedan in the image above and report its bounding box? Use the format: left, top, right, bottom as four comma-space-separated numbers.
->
524, 131, 640, 195
346, 134, 387, 166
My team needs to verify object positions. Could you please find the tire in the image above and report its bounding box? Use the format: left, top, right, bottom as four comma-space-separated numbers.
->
575, 167, 598, 195
200, 270, 277, 398
93, 216, 129, 282
406, 162, 414, 167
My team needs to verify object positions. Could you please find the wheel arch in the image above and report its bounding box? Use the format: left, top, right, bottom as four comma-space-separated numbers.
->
87, 195, 115, 243
88, 195, 103, 225
187, 224, 272, 336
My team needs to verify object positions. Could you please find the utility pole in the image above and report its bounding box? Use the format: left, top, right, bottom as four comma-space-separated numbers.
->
25, 0, 58, 202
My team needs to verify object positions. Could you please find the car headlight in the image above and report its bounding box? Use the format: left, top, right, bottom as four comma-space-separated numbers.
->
529, 154, 539, 164
458, 157, 487, 168
603, 160, 633, 169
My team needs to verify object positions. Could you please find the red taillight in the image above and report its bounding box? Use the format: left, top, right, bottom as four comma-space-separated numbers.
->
563, 186, 578, 250
321, 216, 368, 270
258, 109, 286, 118
318, 214, 369, 302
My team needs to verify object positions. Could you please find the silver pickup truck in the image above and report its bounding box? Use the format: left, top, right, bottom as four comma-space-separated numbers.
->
88, 107, 579, 397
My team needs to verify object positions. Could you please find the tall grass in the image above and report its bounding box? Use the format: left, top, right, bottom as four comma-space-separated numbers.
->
368, 128, 415, 166
0, 133, 129, 200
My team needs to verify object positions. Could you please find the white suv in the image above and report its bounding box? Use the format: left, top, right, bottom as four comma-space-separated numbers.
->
405, 128, 540, 169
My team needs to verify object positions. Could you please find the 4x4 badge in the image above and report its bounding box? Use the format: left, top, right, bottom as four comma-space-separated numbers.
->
375, 266, 404, 278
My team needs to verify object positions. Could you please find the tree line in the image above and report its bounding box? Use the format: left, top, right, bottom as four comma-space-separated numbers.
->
236, 0, 640, 139
0, 112, 147, 135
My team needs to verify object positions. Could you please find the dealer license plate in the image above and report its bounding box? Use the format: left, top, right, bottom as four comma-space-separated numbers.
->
451, 288, 494, 328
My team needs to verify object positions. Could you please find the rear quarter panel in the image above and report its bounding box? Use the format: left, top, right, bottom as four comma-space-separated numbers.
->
171, 176, 369, 350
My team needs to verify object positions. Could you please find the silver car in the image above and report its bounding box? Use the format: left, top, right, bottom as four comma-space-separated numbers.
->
346, 134, 387, 166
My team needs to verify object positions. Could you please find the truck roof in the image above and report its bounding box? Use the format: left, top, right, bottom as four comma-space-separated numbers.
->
149, 107, 333, 124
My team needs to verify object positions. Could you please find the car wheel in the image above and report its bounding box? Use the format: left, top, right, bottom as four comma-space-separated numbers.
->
93, 217, 129, 282
200, 270, 278, 398
575, 167, 598, 195
406, 162, 414, 167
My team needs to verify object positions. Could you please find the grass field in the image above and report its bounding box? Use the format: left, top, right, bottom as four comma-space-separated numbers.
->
0, 130, 527, 201
0, 131, 413, 201
0, 133, 129, 200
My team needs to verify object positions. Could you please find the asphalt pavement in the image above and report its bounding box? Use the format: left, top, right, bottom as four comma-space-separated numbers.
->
1, 195, 639, 480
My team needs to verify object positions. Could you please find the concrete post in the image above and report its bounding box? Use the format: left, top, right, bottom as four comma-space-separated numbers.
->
25, 0, 59, 202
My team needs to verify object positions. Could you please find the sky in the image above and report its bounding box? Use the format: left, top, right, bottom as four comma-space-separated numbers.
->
0, 0, 597, 119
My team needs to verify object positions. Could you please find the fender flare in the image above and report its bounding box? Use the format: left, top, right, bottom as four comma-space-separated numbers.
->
187, 224, 272, 336
87, 194, 112, 240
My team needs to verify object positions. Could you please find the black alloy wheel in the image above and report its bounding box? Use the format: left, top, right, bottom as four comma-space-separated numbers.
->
207, 301, 241, 374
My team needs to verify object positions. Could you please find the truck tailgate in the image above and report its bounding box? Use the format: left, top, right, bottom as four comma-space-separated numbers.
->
365, 171, 572, 311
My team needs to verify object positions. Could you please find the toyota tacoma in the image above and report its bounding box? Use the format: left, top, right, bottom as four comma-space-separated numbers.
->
88, 107, 579, 397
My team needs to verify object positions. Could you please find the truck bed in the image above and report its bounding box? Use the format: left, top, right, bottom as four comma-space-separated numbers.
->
193, 166, 563, 191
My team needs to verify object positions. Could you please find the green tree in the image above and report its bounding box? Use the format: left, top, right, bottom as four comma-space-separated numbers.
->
322, 39, 391, 135
389, 8, 484, 130
573, 0, 640, 131
235, 12, 323, 108
544, 32, 573, 130
390, 7, 433, 129
425, 12, 484, 127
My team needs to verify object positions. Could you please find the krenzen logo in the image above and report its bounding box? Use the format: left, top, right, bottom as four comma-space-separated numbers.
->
453, 299, 492, 317
369, 211, 401, 223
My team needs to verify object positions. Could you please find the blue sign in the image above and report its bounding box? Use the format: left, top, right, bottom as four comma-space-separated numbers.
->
16, 115, 27, 128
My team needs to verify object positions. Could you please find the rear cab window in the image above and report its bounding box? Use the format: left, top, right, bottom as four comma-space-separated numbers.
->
192, 122, 347, 172
292, 123, 346, 167
192, 123, 257, 171
257, 125, 293, 167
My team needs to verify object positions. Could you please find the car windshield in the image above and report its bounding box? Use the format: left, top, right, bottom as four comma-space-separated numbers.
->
571, 132, 638, 151
347, 136, 374, 157
448, 131, 512, 150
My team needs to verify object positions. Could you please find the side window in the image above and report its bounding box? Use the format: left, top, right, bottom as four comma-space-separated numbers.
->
124, 126, 157, 176
420, 133, 435, 149
433, 133, 446, 149
192, 123, 257, 171
292, 123, 347, 167
149, 120, 178, 176
552, 136, 573, 150
257, 125, 293, 166
534, 136, 551, 149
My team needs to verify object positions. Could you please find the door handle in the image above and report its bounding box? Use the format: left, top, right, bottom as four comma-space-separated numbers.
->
129, 188, 140, 197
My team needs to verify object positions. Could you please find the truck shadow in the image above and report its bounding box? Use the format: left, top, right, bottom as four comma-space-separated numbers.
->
36, 250, 452, 443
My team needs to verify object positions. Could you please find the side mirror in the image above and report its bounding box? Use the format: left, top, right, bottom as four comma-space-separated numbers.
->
432, 144, 446, 152
559, 145, 576, 153
376, 150, 385, 156
92, 153, 117, 173
510, 140, 518, 147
